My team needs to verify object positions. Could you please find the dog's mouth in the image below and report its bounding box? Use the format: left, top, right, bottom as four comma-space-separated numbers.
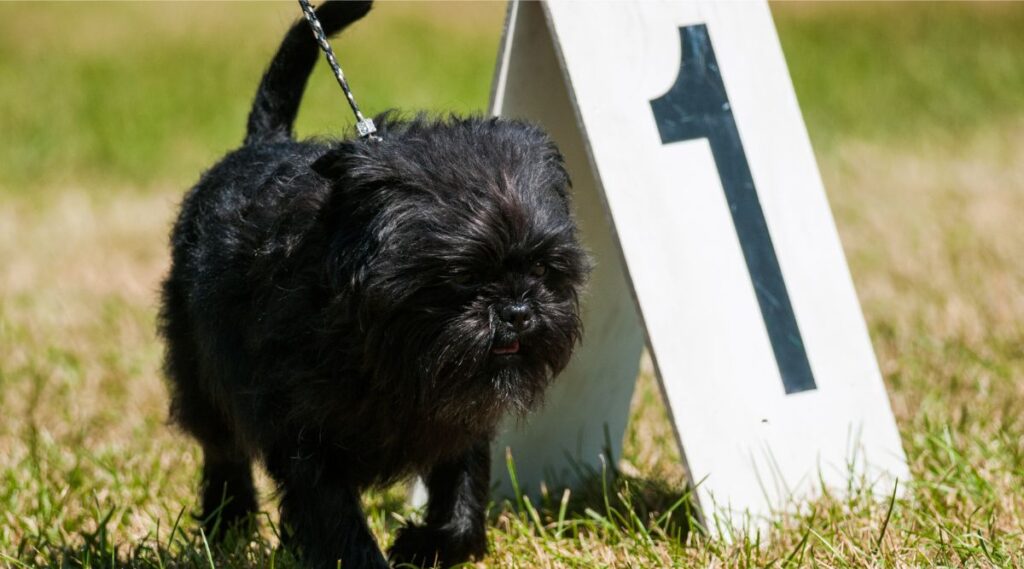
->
491, 339, 521, 356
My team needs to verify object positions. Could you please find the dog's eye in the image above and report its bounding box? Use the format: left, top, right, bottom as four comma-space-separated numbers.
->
530, 262, 547, 278
451, 273, 473, 286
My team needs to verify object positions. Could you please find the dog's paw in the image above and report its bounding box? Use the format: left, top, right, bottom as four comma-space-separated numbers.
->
388, 524, 486, 568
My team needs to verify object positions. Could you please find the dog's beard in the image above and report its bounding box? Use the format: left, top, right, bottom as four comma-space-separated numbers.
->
358, 282, 582, 432
345, 224, 586, 433
425, 293, 581, 428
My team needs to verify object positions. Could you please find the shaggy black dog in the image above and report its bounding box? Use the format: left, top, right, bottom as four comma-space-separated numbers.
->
158, 2, 588, 568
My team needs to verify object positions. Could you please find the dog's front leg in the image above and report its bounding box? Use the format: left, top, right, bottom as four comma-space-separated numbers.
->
271, 454, 388, 569
389, 440, 490, 568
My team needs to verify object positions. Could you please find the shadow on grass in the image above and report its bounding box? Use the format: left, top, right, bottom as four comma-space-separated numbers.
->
498, 447, 697, 549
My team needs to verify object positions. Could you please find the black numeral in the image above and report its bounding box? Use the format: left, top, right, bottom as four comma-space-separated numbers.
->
649, 24, 816, 394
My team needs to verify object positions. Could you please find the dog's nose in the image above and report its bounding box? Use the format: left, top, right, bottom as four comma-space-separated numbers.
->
499, 302, 532, 331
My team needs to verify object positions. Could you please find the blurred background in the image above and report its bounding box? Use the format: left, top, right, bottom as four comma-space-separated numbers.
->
1, 2, 1023, 566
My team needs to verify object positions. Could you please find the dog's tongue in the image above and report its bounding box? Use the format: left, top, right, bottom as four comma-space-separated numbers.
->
492, 339, 520, 355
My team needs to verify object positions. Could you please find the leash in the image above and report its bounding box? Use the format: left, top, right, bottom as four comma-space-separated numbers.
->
297, 0, 379, 140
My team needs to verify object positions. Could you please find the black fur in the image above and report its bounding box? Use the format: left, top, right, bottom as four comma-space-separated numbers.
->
158, 2, 588, 568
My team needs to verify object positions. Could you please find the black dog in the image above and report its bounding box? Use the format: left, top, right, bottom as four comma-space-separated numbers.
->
158, 2, 588, 567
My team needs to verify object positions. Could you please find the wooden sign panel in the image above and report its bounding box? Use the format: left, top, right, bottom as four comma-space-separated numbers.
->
489, 0, 909, 525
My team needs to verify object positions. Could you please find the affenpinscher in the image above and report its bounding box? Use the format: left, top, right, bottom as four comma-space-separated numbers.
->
158, 2, 588, 567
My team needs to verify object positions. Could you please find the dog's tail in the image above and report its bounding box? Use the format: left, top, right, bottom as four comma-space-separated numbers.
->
245, 0, 372, 145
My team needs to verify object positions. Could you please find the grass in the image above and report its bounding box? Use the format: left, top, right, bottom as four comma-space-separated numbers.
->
777, 2, 1024, 149
2, 1, 1024, 567
0, 2, 502, 194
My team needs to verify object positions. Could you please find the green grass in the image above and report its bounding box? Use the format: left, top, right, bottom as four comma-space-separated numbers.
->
2, 2, 1024, 567
777, 2, 1024, 149
0, 2, 502, 193
4, 2, 1024, 193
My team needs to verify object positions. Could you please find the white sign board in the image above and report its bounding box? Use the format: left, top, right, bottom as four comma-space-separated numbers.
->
490, 0, 909, 526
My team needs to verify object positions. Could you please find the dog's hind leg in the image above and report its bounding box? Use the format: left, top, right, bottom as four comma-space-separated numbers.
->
389, 439, 490, 568
198, 442, 258, 538
161, 280, 258, 537
177, 374, 257, 536
172, 378, 258, 539
174, 383, 258, 537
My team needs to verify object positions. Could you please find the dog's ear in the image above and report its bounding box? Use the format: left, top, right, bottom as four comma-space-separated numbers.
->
312, 143, 393, 188
311, 145, 354, 180
311, 144, 396, 224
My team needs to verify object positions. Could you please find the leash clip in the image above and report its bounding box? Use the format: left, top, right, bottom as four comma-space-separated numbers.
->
355, 118, 377, 138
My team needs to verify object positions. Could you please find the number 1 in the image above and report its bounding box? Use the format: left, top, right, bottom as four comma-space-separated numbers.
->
649, 24, 817, 394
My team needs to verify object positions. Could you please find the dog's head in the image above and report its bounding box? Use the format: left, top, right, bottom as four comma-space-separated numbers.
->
313, 115, 589, 430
